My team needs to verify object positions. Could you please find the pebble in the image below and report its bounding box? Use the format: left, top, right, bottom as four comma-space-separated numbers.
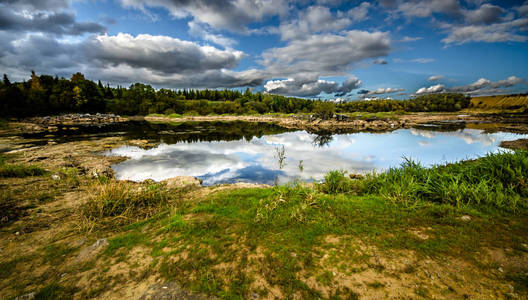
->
460, 215, 471, 221
51, 174, 60, 180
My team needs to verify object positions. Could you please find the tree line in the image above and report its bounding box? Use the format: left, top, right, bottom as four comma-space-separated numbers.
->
0, 72, 471, 117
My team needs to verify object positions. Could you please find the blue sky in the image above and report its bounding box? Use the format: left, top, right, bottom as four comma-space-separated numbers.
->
1, 0, 527, 100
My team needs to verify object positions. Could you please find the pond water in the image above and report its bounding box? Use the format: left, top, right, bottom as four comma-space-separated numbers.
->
105, 122, 528, 185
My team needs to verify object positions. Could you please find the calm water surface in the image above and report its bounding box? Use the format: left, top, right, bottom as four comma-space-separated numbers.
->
106, 125, 528, 185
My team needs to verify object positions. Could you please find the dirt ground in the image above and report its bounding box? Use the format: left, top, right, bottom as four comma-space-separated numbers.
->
0, 118, 527, 299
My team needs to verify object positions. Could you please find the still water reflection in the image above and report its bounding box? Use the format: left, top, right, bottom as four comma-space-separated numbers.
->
107, 127, 527, 186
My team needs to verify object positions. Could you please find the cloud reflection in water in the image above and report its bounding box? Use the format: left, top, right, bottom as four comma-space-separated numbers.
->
107, 129, 527, 185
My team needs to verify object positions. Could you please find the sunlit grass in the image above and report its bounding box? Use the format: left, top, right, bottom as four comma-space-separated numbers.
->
0, 156, 46, 178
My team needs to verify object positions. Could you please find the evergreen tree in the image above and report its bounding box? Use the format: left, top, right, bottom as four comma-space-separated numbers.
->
3, 74, 11, 86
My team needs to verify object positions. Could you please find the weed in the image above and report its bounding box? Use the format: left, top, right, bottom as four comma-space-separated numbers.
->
42, 244, 77, 264
105, 232, 148, 255
35, 282, 77, 300
81, 181, 169, 226
274, 145, 286, 170
0, 157, 46, 178
317, 170, 353, 194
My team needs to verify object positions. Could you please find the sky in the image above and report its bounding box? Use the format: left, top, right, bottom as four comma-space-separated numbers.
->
1, 0, 527, 100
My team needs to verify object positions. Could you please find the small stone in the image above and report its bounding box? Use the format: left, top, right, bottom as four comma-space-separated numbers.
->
15, 231, 19, 236
162, 286, 168, 289
76, 238, 108, 261
51, 174, 60, 180
460, 215, 471, 221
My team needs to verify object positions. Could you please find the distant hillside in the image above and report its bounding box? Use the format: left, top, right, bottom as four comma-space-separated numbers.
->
469, 93, 528, 112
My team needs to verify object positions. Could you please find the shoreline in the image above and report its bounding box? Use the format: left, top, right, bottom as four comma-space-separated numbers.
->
1, 117, 528, 299
135, 111, 528, 133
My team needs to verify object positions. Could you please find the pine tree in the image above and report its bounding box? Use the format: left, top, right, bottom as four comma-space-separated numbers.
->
3, 74, 10, 86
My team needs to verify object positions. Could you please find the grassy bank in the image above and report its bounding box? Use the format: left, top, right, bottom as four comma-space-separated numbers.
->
1, 146, 527, 299
78, 152, 528, 298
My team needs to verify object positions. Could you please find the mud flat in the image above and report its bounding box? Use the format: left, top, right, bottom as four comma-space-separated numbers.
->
500, 138, 528, 150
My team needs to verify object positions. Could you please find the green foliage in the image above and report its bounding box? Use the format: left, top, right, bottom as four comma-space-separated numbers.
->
313, 101, 335, 119
322, 151, 528, 211
0, 157, 46, 178
105, 232, 148, 255
35, 282, 76, 300
338, 93, 470, 113
0, 71, 470, 117
317, 170, 353, 194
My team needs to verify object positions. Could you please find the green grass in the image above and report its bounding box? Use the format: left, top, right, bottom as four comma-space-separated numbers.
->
0, 156, 46, 178
318, 151, 528, 212
68, 150, 528, 298
35, 282, 77, 300
136, 182, 524, 298
346, 111, 403, 120
42, 244, 77, 264
106, 232, 148, 256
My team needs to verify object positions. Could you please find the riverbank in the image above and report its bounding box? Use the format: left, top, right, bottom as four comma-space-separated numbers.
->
9, 111, 528, 136
0, 119, 527, 299
139, 111, 528, 134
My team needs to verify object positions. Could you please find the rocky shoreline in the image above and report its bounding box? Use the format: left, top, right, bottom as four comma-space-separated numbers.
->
13, 111, 528, 137
138, 113, 471, 133
25, 113, 127, 129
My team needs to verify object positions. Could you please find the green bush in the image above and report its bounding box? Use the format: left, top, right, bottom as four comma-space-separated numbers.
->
317, 170, 353, 194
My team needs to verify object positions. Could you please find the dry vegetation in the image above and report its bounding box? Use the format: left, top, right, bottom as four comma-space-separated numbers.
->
0, 120, 527, 299
469, 94, 528, 112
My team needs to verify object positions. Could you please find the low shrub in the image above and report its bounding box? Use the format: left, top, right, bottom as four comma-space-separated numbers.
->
317, 170, 352, 194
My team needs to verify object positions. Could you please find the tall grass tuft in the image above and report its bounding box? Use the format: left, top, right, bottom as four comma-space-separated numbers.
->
255, 182, 324, 224
317, 170, 353, 194
81, 181, 169, 228
321, 151, 528, 211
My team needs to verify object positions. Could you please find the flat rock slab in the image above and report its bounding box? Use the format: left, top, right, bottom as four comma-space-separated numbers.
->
139, 282, 214, 300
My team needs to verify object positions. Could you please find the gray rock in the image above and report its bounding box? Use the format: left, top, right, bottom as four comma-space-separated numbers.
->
162, 176, 202, 189
139, 282, 213, 300
460, 215, 471, 221
76, 238, 108, 261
